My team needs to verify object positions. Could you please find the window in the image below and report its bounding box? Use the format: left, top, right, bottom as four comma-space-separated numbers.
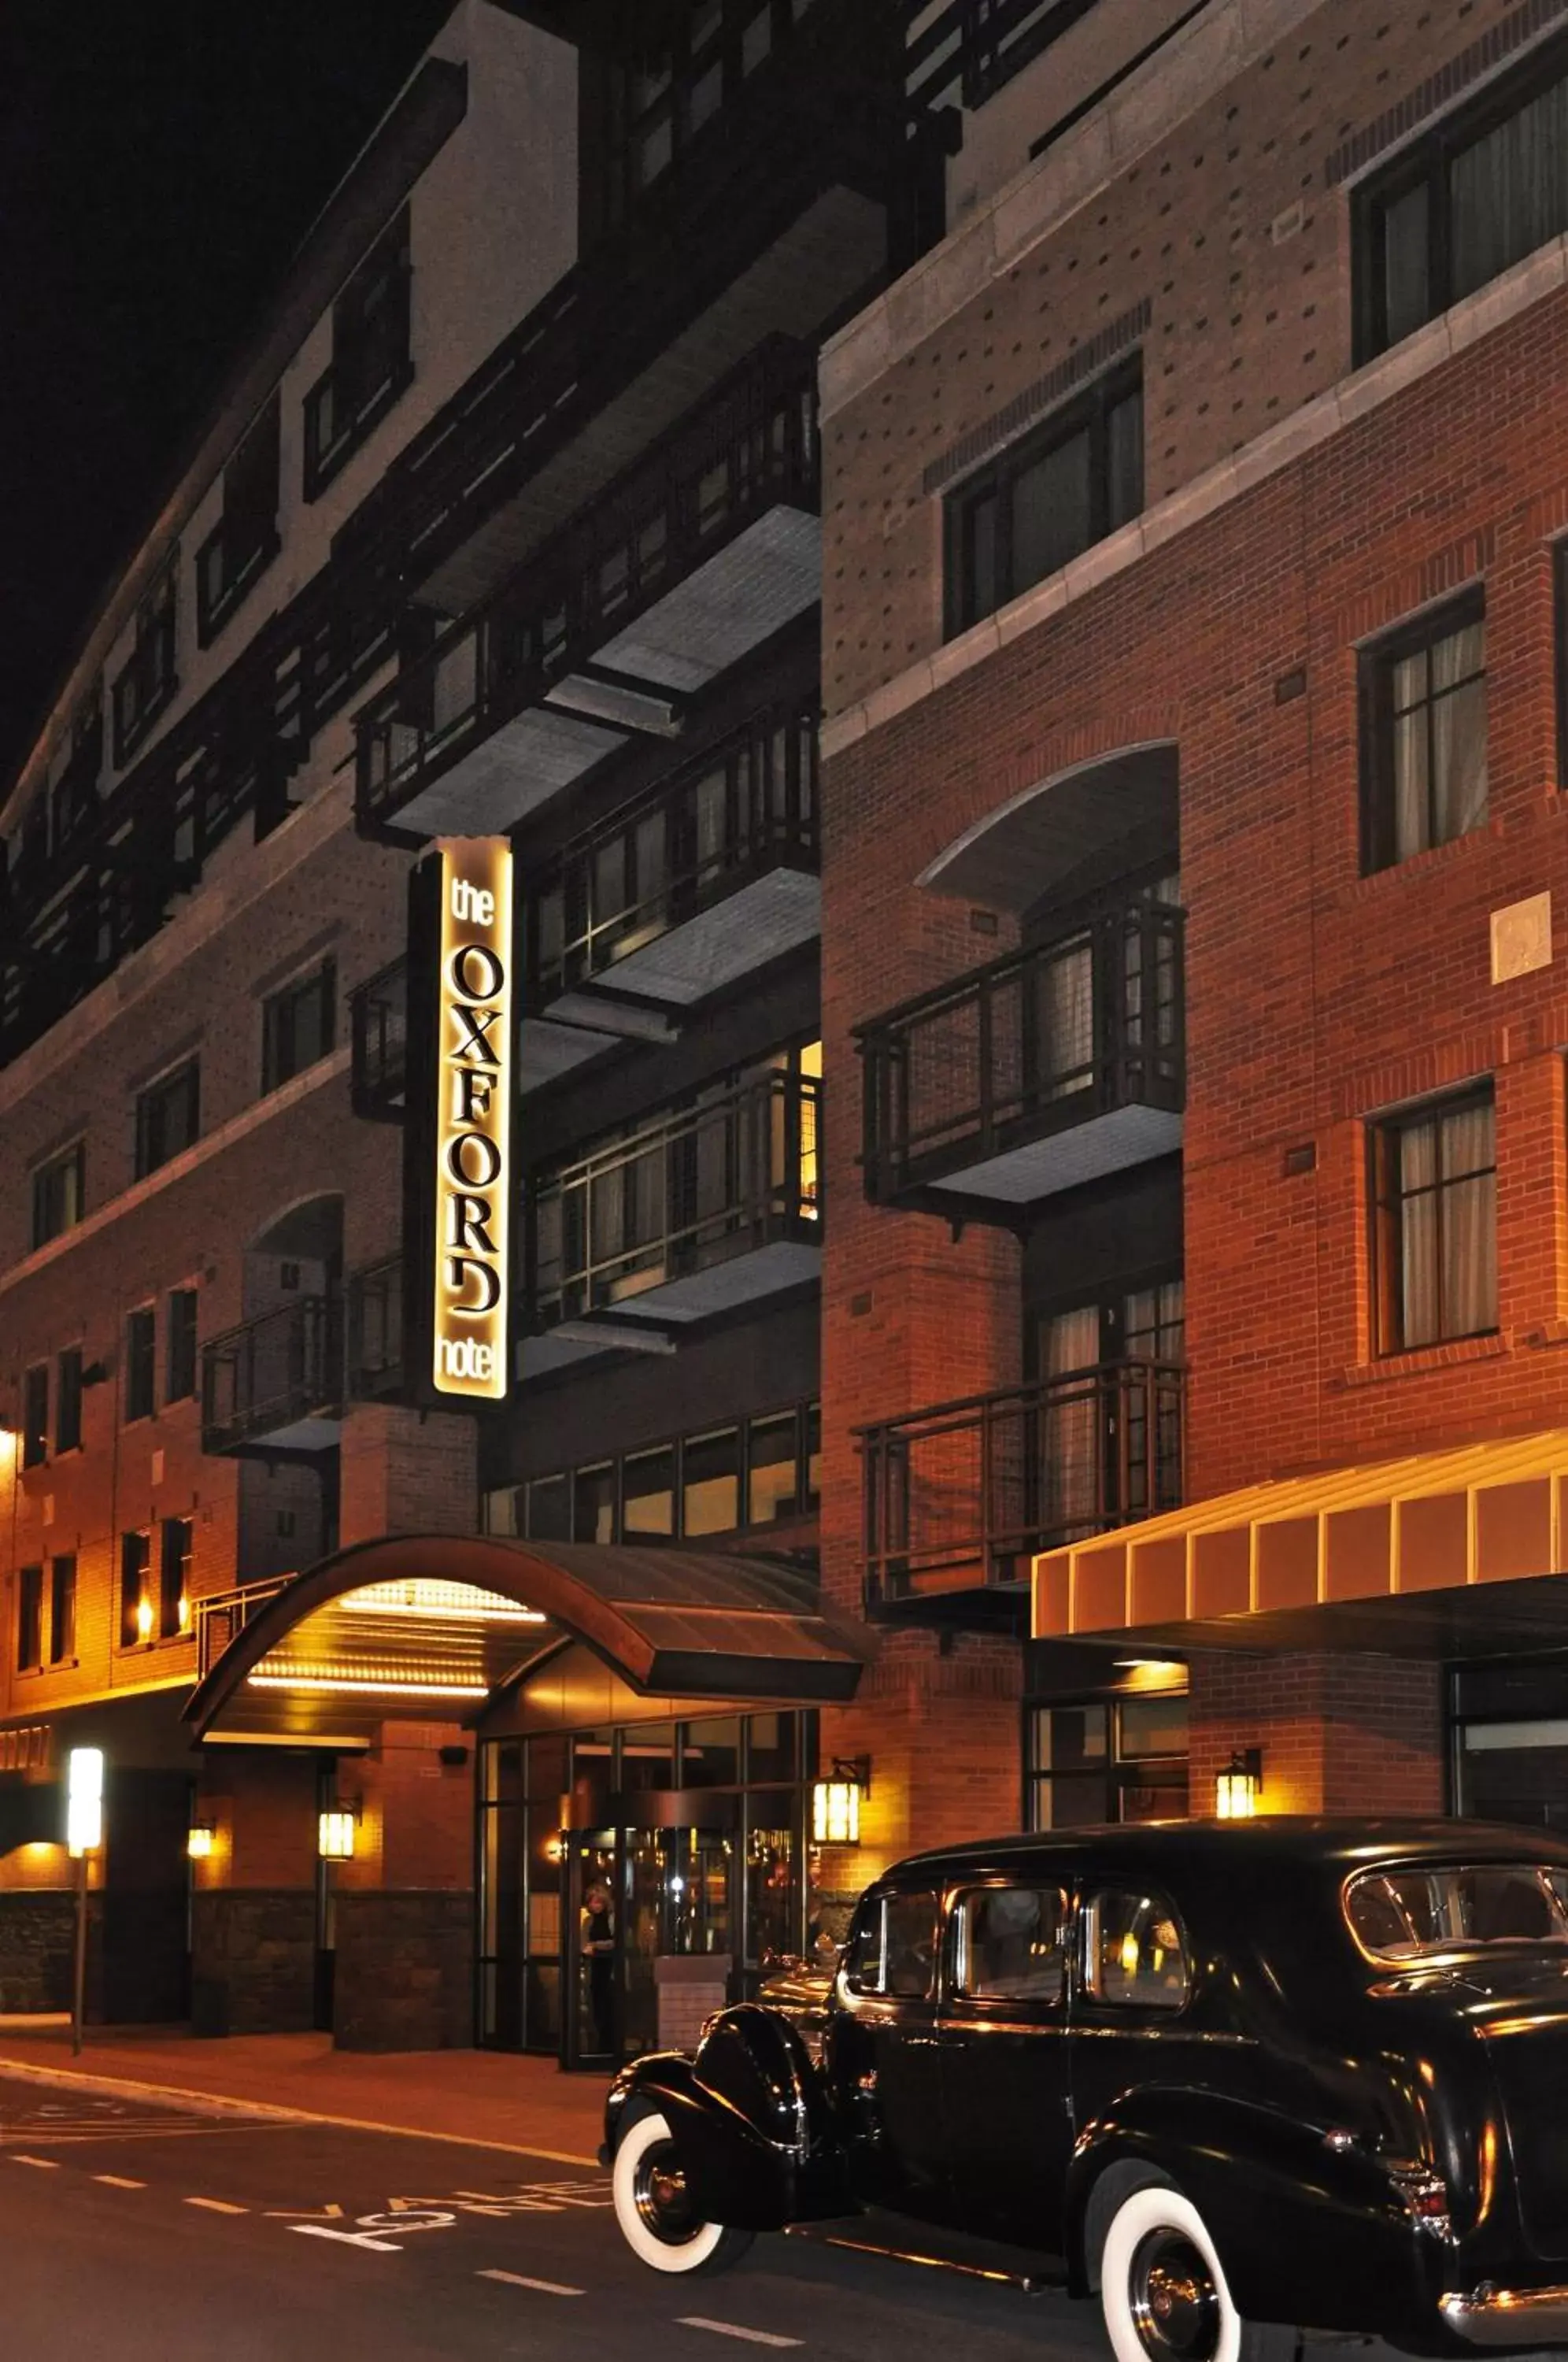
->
1083, 1888, 1189, 2010
120, 1531, 152, 1648
49, 1554, 76, 1664
124, 1306, 157, 1423
303, 213, 412, 498
135, 1057, 200, 1178
623, 1447, 675, 1539
1028, 1692, 1189, 1828
22, 1364, 49, 1468
166, 1287, 198, 1404
484, 1401, 822, 1546
31, 1139, 85, 1248
1355, 37, 1568, 361
845, 1889, 940, 1998
159, 1517, 193, 1640
1371, 1086, 1497, 1353
953, 1885, 1068, 2002
55, 1347, 83, 1455
945, 361, 1143, 637
682, 1427, 739, 1536
111, 558, 178, 765
262, 960, 335, 1093
1347, 1863, 1568, 1958
17, 1566, 43, 1673
196, 396, 280, 645
1361, 594, 1487, 872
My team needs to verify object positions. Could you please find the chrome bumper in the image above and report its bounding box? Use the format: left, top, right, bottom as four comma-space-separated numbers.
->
1440, 2286, 1568, 2344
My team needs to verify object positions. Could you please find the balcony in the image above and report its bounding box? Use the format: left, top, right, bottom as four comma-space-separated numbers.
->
519, 699, 819, 1088
346, 1254, 404, 1402
857, 898, 1185, 1221
201, 1296, 345, 1457
349, 958, 408, 1120
522, 1064, 822, 1378
354, 337, 820, 844
862, 1361, 1187, 1629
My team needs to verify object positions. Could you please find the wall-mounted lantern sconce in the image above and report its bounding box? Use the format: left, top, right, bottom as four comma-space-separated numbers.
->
812, 1757, 871, 1846
317, 1806, 358, 1860
187, 1823, 216, 1861
1215, 1746, 1263, 1820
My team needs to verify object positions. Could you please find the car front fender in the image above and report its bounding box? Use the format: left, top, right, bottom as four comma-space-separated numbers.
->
1065, 2086, 1449, 2341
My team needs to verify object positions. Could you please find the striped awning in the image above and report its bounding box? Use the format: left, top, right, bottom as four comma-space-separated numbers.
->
1034, 1428, 1568, 1653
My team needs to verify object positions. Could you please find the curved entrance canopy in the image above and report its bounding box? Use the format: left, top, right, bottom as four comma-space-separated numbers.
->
186, 1534, 867, 1745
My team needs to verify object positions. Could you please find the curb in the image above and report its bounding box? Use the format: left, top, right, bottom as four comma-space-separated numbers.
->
0, 2054, 599, 2168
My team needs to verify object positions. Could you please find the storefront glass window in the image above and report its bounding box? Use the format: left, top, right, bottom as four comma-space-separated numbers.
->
1454, 1662, 1568, 1832
683, 1427, 740, 1535
682, 1716, 741, 1787
623, 1447, 675, 1538
746, 1794, 797, 1964
620, 1722, 677, 1794
747, 1710, 797, 1784
748, 1412, 800, 1524
1028, 1691, 1189, 1828
572, 1464, 615, 1542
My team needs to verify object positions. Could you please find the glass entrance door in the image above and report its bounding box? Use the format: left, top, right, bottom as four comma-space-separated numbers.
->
560, 1823, 741, 2069
564, 1832, 620, 2069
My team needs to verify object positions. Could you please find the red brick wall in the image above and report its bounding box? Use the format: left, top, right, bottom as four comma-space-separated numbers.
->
1188, 1653, 1444, 1816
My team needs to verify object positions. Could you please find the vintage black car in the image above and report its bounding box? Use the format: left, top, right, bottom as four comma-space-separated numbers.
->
603, 1820, 1568, 2359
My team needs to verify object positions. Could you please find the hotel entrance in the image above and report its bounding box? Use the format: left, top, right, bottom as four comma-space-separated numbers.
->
479, 1709, 818, 2068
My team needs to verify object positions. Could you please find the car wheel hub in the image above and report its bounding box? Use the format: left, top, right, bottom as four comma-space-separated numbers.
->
1129, 2228, 1222, 2362
634, 2139, 699, 2245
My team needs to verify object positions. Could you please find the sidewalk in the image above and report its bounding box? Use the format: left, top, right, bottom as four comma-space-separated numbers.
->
0, 2023, 609, 2164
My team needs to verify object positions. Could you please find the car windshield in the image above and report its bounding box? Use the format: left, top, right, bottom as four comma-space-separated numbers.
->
1346, 1863, 1568, 1960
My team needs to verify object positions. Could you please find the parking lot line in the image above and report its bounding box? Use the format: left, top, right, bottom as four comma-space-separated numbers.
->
184, 2197, 248, 2214
94, 2174, 146, 2189
675, 2321, 802, 2349
8, 2154, 60, 2169
476, 2268, 585, 2296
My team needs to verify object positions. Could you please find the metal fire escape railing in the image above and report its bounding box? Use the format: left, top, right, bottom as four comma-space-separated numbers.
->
856, 898, 1185, 1206
860, 1360, 1186, 1611
531, 1068, 821, 1330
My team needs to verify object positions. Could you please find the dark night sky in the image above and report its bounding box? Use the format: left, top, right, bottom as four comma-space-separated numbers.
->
0, 0, 457, 787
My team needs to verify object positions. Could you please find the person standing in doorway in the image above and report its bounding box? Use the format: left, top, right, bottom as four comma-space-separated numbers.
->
581, 1880, 616, 2054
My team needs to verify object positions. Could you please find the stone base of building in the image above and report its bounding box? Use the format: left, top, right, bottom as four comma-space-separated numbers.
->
332, 1890, 473, 2051
0, 1893, 76, 2014
190, 1888, 317, 2036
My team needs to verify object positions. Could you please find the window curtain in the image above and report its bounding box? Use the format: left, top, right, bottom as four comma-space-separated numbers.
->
1430, 621, 1488, 844
1038, 1305, 1102, 1533
1451, 76, 1568, 305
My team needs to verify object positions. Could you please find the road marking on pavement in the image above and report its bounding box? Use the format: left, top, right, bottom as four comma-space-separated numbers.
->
477, 2268, 585, 2297
185, 2196, 248, 2214
8, 2154, 59, 2169
676, 2323, 802, 2349
94, 2174, 146, 2189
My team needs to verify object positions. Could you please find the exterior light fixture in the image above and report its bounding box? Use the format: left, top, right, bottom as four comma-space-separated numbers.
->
317, 1807, 358, 1861
66, 1746, 105, 1858
187, 1823, 216, 1861
1215, 1747, 1263, 1820
812, 1757, 871, 1846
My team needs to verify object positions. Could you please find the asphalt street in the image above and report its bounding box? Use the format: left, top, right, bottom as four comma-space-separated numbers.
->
0, 2070, 1115, 2362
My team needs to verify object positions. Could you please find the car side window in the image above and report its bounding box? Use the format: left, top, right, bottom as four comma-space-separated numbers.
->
1083, 1886, 1189, 2012
845, 1890, 939, 1998
953, 1884, 1068, 2004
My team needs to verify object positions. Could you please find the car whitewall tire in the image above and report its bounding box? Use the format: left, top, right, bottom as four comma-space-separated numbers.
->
1099, 2182, 1244, 2362
612, 2108, 753, 2277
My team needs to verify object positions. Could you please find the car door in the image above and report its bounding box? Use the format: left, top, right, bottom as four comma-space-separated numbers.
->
1068, 1877, 1200, 2140
831, 1883, 959, 2224
937, 1877, 1077, 2253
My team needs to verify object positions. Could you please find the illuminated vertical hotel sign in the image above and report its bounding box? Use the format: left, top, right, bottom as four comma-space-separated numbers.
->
429, 838, 513, 1401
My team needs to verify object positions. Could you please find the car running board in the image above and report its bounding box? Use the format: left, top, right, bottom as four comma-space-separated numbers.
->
782, 2216, 1062, 2294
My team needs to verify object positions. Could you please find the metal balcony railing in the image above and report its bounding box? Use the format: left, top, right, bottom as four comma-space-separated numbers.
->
201, 1295, 345, 1454
531, 1068, 821, 1329
349, 957, 409, 1120
194, 1577, 289, 1679
862, 1361, 1186, 1614
528, 698, 819, 1005
857, 898, 1185, 1209
354, 336, 819, 834
346, 1255, 404, 1401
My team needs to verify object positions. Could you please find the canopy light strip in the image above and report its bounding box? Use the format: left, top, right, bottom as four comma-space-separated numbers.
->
246, 1672, 490, 1700
338, 1580, 545, 1623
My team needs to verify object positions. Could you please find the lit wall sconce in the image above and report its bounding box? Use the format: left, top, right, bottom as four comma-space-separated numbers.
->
812, 1757, 871, 1846
187, 1823, 216, 1861
1215, 1747, 1263, 1820
317, 1807, 358, 1860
